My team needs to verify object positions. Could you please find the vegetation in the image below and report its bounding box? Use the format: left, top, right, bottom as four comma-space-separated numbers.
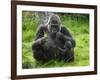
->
22, 11, 89, 69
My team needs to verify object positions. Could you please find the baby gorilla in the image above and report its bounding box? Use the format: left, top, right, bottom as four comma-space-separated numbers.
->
43, 31, 74, 62
32, 14, 76, 62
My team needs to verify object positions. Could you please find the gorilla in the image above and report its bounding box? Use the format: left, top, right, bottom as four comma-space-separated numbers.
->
32, 14, 76, 63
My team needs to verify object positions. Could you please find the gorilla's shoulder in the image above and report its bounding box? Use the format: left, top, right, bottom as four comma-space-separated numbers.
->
61, 26, 66, 29
61, 26, 69, 32
38, 24, 48, 31
60, 25, 72, 36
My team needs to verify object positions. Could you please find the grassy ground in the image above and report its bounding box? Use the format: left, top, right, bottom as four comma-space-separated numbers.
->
22, 12, 89, 69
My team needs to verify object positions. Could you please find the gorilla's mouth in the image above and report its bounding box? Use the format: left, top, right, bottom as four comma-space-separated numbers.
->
50, 25, 60, 32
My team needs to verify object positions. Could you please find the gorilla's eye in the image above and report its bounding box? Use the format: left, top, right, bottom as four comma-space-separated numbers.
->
51, 25, 58, 28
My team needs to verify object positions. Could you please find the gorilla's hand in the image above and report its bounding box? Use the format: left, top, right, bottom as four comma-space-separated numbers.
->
41, 37, 47, 44
34, 37, 47, 46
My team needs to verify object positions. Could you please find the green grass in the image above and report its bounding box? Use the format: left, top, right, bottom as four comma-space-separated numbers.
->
22, 12, 89, 69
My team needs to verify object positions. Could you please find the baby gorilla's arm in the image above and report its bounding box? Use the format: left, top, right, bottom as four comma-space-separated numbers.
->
57, 41, 72, 53
57, 47, 68, 53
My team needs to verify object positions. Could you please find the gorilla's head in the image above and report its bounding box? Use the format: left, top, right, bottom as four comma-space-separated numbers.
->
48, 14, 61, 34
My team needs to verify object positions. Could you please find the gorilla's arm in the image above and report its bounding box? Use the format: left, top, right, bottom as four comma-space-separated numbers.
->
35, 26, 45, 40
32, 25, 47, 50
61, 27, 76, 48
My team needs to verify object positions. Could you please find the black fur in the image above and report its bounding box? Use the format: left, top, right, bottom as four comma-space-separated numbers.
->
32, 14, 76, 62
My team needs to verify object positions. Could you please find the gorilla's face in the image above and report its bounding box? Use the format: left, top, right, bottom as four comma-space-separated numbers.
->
49, 24, 60, 39
48, 14, 61, 38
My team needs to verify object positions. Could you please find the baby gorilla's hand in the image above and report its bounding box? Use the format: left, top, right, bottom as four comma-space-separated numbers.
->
64, 41, 72, 49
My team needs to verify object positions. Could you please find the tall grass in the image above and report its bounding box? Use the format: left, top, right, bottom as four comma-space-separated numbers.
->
22, 12, 89, 68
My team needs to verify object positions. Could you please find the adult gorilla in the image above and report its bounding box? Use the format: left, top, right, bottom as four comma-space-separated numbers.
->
32, 14, 76, 62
